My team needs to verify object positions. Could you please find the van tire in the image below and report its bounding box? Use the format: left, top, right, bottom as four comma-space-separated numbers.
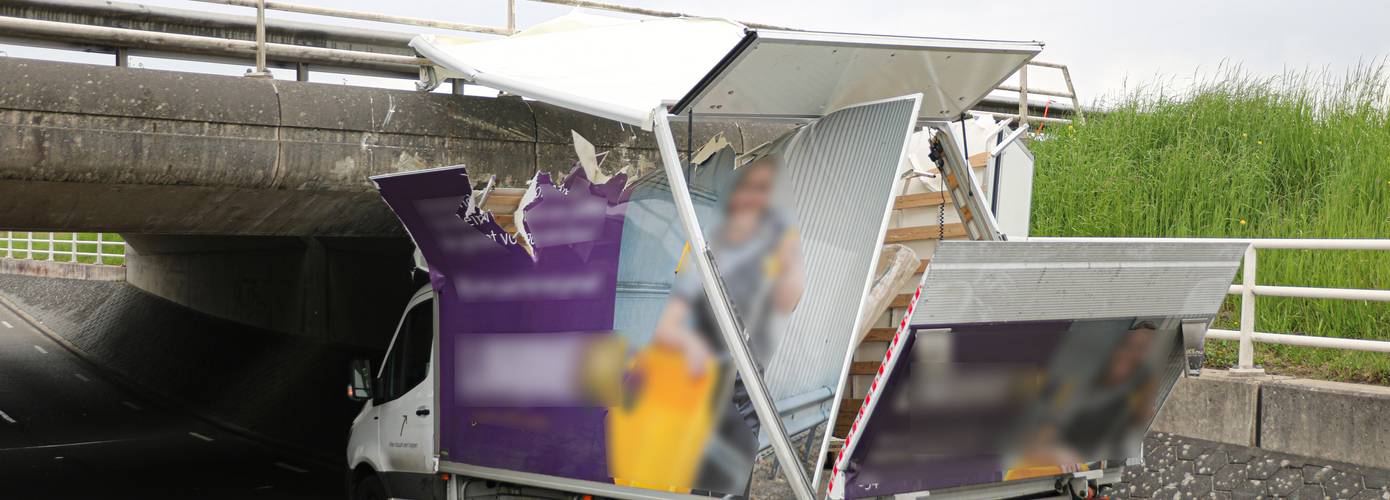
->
354, 475, 387, 500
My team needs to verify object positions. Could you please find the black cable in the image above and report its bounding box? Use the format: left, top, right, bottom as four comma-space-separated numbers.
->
686, 111, 694, 182
940, 117, 971, 241
932, 138, 946, 241
937, 194, 946, 241
960, 115, 969, 158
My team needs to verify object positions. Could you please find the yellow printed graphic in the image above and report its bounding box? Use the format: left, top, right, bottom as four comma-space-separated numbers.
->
607, 347, 716, 492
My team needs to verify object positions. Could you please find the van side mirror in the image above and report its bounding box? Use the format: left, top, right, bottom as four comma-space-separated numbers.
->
348, 358, 374, 402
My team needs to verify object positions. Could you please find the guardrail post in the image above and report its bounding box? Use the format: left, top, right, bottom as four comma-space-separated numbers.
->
1017, 65, 1029, 128
506, 0, 517, 34
1060, 65, 1083, 124
96, 233, 106, 265
1232, 244, 1266, 376
245, 0, 272, 78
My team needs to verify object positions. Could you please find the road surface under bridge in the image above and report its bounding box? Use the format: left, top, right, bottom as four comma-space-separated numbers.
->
3, 273, 1390, 499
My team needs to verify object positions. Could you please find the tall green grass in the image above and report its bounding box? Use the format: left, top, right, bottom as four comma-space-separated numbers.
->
1029, 64, 1390, 384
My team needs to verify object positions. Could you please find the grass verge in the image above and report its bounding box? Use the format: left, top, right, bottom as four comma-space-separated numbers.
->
1029, 64, 1390, 384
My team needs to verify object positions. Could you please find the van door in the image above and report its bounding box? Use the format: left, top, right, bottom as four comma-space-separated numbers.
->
374, 296, 436, 485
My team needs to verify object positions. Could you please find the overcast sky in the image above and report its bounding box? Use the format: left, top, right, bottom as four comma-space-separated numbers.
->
5, 0, 1389, 105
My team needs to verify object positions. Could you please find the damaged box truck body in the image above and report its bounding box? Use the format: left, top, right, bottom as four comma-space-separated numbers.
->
346, 12, 1247, 500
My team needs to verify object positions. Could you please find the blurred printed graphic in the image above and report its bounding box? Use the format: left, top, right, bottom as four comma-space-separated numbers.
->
842, 317, 1180, 496
377, 130, 809, 496
378, 95, 918, 499
610, 147, 805, 494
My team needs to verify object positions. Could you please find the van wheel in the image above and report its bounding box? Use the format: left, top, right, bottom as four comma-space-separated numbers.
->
354, 475, 387, 500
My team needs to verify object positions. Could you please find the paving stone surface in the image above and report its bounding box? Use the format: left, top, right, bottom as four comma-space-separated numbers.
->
1113, 433, 1390, 500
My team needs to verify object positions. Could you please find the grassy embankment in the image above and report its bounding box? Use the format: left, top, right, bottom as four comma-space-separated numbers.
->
0, 232, 126, 266
1029, 66, 1390, 384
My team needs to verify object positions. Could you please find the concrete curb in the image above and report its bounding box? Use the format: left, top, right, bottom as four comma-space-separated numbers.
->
0, 258, 125, 281
1154, 369, 1390, 471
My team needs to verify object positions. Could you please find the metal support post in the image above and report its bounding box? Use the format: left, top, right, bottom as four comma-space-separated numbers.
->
1231, 244, 1265, 376
506, 0, 517, 34
652, 111, 815, 500
245, 0, 272, 78
1060, 65, 1084, 124
1017, 65, 1029, 127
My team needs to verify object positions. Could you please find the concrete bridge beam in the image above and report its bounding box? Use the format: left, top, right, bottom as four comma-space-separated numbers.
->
0, 57, 791, 236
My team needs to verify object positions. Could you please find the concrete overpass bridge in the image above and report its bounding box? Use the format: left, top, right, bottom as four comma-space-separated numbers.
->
0, 0, 1049, 355
0, 54, 791, 370
4, 2, 1386, 499
0, 57, 789, 237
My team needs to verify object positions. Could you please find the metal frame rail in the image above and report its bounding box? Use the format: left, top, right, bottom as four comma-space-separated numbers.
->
1032, 237, 1390, 372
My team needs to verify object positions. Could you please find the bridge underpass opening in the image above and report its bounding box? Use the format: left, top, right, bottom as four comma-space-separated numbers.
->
0, 232, 416, 497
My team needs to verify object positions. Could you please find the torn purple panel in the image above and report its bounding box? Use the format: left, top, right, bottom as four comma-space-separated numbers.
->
375, 164, 630, 482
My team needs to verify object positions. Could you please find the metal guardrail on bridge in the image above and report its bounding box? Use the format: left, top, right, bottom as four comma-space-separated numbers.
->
1, 0, 1081, 119
977, 61, 1085, 128
1033, 237, 1390, 371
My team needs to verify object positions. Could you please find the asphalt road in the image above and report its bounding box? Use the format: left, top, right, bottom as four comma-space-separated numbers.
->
0, 302, 344, 499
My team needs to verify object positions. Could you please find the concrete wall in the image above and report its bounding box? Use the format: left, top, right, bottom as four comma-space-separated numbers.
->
1154, 369, 1390, 471
1150, 370, 1265, 446
1261, 378, 1390, 471
122, 233, 416, 348
0, 257, 126, 281
0, 58, 794, 236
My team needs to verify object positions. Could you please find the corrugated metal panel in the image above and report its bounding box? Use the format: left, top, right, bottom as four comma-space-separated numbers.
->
910, 241, 1247, 326
612, 147, 738, 349
760, 96, 920, 400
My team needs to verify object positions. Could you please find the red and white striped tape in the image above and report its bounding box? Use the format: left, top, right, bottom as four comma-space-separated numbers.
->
828, 283, 923, 495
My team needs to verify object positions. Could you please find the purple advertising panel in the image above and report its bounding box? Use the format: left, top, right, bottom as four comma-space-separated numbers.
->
838, 317, 1187, 498
374, 97, 917, 497
375, 165, 627, 482
374, 149, 810, 496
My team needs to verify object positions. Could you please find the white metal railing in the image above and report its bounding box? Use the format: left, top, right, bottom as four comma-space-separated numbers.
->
3, 0, 1068, 113
990, 61, 1085, 128
1031, 237, 1390, 370
1, 231, 126, 266
189, 0, 791, 80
